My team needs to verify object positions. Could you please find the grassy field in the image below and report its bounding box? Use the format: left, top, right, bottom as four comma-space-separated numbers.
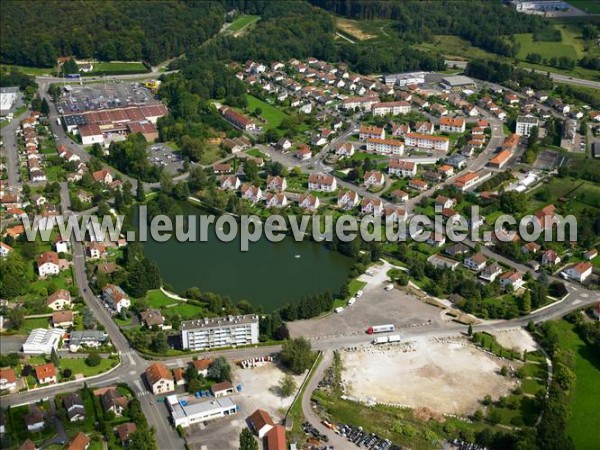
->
514, 33, 576, 60
416, 35, 502, 61
226, 14, 260, 34
23, 317, 50, 332
0, 63, 54, 76
553, 320, 600, 449
145, 289, 205, 320
60, 356, 116, 378
567, 0, 600, 13
89, 62, 148, 74
246, 95, 289, 130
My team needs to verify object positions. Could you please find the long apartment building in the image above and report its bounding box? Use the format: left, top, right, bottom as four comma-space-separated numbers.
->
366, 138, 405, 155
180, 315, 259, 351
405, 133, 450, 152
371, 101, 411, 116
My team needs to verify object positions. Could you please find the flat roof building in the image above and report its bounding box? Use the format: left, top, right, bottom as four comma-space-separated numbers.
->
22, 328, 64, 354
167, 394, 238, 428
441, 76, 476, 91
0, 87, 19, 116
180, 314, 259, 351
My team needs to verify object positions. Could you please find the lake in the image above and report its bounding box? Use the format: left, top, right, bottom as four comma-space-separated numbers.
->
140, 205, 354, 312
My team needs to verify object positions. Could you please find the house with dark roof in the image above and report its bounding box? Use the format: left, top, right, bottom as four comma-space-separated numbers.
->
99, 388, 129, 416
63, 392, 86, 422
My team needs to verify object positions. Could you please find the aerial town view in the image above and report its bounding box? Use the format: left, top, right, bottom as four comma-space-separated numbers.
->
0, 1, 599, 450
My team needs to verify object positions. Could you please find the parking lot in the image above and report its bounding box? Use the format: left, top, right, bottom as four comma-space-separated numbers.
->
184, 362, 304, 450
57, 82, 156, 115
148, 143, 184, 174
288, 262, 445, 340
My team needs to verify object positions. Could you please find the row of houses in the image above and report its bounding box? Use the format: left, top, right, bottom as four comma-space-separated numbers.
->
19, 113, 47, 182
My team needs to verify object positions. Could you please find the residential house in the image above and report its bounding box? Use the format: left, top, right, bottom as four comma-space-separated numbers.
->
240, 184, 263, 204
52, 310, 74, 328
408, 179, 428, 191
561, 262, 593, 283
211, 381, 235, 397
0, 241, 13, 258
140, 309, 165, 329
435, 196, 456, 210
102, 284, 131, 313
295, 145, 312, 160
414, 121, 434, 134
499, 271, 524, 290
47, 289, 72, 311
390, 189, 409, 203
445, 243, 469, 258
389, 159, 416, 178
446, 154, 467, 169
87, 242, 107, 260
54, 236, 70, 254
534, 204, 557, 228
335, 142, 355, 158
454, 172, 481, 191
427, 254, 460, 271
480, 263, 503, 282
438, 164, 454, 178
98, 388, 129, 416
66, 432, 90, 450
502, 134, 520, 153
584, 249, 598, 261
266, 425, 287, 450
145, 363, 175, 395
63, 393, 86, 422
308, 173, 337, 192
442, 208, 461, 224
372, 101, 411, 116
361, 198, 383, 216
265, 192, 288, 209
266, 176, 287, 191
37, 251, 60, 277
298, 194, 320, 212
35, 363, 57, 385
439, 117, 466, 133
24, 405, 46, 432
219, 175, 241, 191
92, 170, 113, 185
464, 253, 487, 272
191, 359, 213, 377
0, 368, 17, 392
541, 250, 561, 266
19, 440, 36, 450
248, 409, 275, 438
213, 163, 233, 174
384, 206, 407, 222
522, 242, 541, 255
219, 107, 255, 131
116, 423, 137, 446
426, 233, 446, 247
337, 190, 360, 210
363, 170, 385, 188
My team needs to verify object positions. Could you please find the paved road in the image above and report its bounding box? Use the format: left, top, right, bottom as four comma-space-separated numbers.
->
445, 60, 600, 90
0, 115, 23, 189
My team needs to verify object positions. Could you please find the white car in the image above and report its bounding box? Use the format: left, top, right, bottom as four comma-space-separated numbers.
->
347, 298, 355, 306
335, 307, 344, 314
355, 290, 363, 298
384, 283, 394, 291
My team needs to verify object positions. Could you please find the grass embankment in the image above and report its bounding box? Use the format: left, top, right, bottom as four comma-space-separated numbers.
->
553, 320, 600, 449
246, 95, 289, 130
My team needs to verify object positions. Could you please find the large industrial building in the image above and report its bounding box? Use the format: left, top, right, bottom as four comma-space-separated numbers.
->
180, 314, 259, 351
22, 328, 64, 354
167, 394, 238, 428
0, 87, 19, 116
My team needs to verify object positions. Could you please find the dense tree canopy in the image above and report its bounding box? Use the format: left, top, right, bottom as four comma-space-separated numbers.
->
0, 0, 225, 67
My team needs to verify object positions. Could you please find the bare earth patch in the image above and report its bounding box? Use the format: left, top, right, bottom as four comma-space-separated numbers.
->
336, 18, 376, 40
341, 339, 520, 416
492, 329, 540, 354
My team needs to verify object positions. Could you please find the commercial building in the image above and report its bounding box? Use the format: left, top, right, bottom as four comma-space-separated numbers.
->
440, 76, 476, 91
512, 0, 569, 12
382, 72, 427, 86
180, 314, 259, 351
23, 328, 64, 354
167, 394, 238, 428
0, 87, 19, 116
516, 115, 539, 137
488, 149, 513, 169
68, 330, 108, 351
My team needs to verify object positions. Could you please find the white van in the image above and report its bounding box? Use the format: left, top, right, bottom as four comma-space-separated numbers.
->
384, 284, 394, 291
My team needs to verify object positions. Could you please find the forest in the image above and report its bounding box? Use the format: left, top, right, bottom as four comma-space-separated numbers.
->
0, 0, 226, 67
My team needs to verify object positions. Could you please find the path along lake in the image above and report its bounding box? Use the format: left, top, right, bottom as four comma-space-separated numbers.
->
140, 205, 354, 312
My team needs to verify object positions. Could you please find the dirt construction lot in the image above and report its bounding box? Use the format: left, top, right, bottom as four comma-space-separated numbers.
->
341, 339, 520, 415
185, 362, 304, 450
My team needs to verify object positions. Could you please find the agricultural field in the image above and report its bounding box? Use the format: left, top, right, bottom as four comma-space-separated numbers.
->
514, 33, 577, 61
553, 320, 600, 449
416, 35, 502, 61
246, 95, 289, 130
